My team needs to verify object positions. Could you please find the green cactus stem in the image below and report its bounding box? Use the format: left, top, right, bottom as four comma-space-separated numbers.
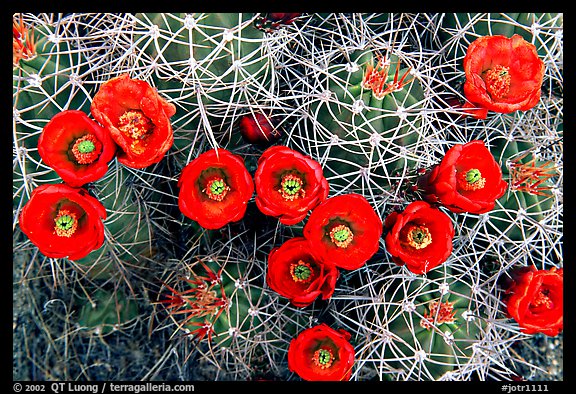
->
74, 166, 158, 280
76, 288, 139, 335
307, 49, 425, 191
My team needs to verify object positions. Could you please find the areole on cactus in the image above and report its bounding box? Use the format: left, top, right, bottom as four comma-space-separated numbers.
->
131, 13, 274, 157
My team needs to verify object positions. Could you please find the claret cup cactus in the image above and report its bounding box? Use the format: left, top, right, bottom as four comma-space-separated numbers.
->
13, 12, 562, 382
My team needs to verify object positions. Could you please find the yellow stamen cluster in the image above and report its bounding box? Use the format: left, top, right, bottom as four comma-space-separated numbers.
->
531, 289, 553, 310
483, 65, 511, 100
53, 209, 78, 238
118, 110, 153, 140
404, 225, 432, 250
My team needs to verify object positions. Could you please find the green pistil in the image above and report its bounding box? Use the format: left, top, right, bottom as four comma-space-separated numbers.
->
333, 229, 349, 242
283, 178, 301, 195
294, 264, 311, 281
290, 260, 314, 283
411, 229, 426, 244
313, 348, 333, 368
317, 349, 331, 364
329, 224, 354, 248
465, 169, 482, 184
458, 168, 486, 191
210, 179, 226, 195
55, 215, 75, 230
76, 140, 95, 154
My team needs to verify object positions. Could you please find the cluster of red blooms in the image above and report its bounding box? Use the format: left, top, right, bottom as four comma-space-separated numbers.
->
19, 74, 176, 261
17, 25, 561, 381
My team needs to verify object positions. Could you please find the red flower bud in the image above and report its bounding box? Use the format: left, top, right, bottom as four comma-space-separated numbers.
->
238, 112, 281, 145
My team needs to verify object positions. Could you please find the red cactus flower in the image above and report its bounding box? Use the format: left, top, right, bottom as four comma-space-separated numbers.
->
463, 34, 545, 119
238, 112, 281, 145
38, 110, 117, 187
177, 148, 254, 230
288, 323, 355, 381
90, 73, 176, 169
303, 194, 382, 270
505, 266, 563, 337
384, 201, 454, 275
418, 140, 507, 214
18, 183, 107, 261
255, 146, 329, 225
266, 237, 339, 308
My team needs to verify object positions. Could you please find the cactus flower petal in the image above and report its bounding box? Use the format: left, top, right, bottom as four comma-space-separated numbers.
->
303, 193, 382, 270
255, 146, 329, 225
90, 73, 176, 169
38, 110, 117, 187
505, 266, 563, 336
419, 140, 507, 214
384, 200, 454, 275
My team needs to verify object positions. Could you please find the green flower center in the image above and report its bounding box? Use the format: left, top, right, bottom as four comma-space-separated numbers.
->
312, 348, 334, 369
210, 179, 226, 195
290, 260, 313, 283
457, 168, 486, 191
204, 177, 230, 202
329, 224, 353, 248
76, 140, 95, 153
465, 169, 481, 184
279, 173, 305, 201
53, 209, 78, 237
71, 134, 102, 165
